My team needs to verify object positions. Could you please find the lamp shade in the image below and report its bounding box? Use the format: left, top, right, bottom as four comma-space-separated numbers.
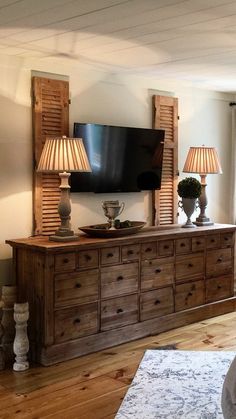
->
183, 146, 222, 175
37, 136, 91, 173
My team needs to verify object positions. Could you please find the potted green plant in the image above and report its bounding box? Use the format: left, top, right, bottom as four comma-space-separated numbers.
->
177, 177, 202, 228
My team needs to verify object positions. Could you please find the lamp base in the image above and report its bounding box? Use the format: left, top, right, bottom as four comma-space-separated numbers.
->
49, 229, 79, 242
194, 216, 213, 227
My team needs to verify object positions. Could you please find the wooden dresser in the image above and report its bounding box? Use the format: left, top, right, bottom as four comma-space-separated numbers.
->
6, 224, 236, 366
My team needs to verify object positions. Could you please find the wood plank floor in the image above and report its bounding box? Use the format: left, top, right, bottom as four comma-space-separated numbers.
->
1, 312, 236, 419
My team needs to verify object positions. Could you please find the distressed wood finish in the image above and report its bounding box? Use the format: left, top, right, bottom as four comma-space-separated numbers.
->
6, 224, 236, 365
32, 76, 69, 236
152, 95, 178, 225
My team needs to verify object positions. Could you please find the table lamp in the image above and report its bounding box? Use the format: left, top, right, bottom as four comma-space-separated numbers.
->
183, 146, 222, 226
37, 135, 91, 241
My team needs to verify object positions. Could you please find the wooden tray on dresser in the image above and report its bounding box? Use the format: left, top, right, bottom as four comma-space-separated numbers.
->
78, 221, 146, 238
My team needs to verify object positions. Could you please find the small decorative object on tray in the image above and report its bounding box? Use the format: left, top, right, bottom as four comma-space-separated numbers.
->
79, 221, 145, 238
102, 200, 125, 230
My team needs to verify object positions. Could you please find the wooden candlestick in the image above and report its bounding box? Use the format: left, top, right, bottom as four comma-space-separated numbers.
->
13, 302, 29, 371
1, 285, 17, 365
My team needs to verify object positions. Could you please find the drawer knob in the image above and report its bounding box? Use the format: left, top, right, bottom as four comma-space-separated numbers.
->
117, 275, 124, 281
211, 239, 215, 243
63, 258, 69, 264
117, 308, 123, 314
188, 292, 193, 297
154, 299, 161, 305
180, 243, 185, 247
85, 254, 92, 261
164, 245, 169, 249
224, 237, 229, 241
107, 253, 114, 258
217, 285, 222, 289
196, 241, 201, 245
127, 250, 134, 255
75, 283, 81, 288
188, 263, 193, 268
155, 268, 161, 274
145, 247, 152, 253
217, 257, 223, 263
74, 318, 80, 324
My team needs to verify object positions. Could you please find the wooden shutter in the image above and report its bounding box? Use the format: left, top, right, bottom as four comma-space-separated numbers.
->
32, 77, 69, 235
152, 95, 178, 225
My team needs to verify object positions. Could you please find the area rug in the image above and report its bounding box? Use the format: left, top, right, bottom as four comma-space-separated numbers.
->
115, 350, 236, 419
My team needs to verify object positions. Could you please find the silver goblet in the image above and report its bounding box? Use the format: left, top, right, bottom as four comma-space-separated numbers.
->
102, 201, 125, 230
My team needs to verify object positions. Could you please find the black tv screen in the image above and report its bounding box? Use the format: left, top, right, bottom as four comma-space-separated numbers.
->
71, 123, 165, 193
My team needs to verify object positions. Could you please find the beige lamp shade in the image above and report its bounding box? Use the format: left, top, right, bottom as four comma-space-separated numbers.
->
37, 136, 91, 173
183, 146, 222, 175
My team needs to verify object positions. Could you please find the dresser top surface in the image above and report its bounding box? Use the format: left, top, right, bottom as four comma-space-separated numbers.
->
5, 224, 236, 253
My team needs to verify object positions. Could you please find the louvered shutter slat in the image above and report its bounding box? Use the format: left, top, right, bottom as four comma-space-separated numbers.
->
152, 95, 178, 225
32, 77, 69, 235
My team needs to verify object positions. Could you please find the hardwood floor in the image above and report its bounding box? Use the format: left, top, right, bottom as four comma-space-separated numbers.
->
1, 312, 236, 419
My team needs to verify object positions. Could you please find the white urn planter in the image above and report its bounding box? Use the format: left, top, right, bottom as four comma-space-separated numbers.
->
179, 198, 197, 228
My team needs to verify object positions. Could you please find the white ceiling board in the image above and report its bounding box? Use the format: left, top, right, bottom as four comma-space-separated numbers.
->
0, 0, 236, 90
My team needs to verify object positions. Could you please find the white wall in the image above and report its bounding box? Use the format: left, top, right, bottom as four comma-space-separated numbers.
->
0, 54, 234, 286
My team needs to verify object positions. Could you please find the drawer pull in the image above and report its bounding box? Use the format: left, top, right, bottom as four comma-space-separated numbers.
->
145, 247, 152, 253
188, 292, 193, 297
196, 241, 201, 245
107, 253, 114, 258
211, 239, 215, 243
217, 285, 222, 289
224, 237, 229, 241
117, 275, 124, 281
188, 263, 193, 268
180, 243, 185, 247
85, 254, 92, 261
63, 258, 69, 264
117, 308, 123, 314
217, 257, 223, 263
74, 318, 80, 324
155, 268, 161, 274
164, 245, 169, 249
75, 283, 81, 288
154, 299, 161, 305
127, 250, 134, 255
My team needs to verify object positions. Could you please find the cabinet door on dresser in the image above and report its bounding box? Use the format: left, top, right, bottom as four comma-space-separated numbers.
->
101, 262, 138, 298
140, 287, 174, 321
176, 253, 204, 283
175, 280, 205, 312
141, 257, 174, 290
101, 295, 138, 331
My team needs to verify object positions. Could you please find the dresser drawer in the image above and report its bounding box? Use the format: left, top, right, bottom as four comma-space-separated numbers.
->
101, 295, 138, 331
175, 238, 191, 254
206, 275, 233, 303
175, 280, 205, 312
192, 237, 205, 252
101, 262, 138, 298
206, 234, 220, 249
121, 244, 140, 262
141, 257, 174, 290
206, 248, 232, 278
140, 287, 174, 321
101, 246, 120, 265
77, 249, 99, 269
55, 302, 98, 343
141, 242, 157, 259
55, 253, 76, 272
158, 240, 174, 257
176, 253, 204, 283
54, 269, 99, 308
221, 232, 234, 248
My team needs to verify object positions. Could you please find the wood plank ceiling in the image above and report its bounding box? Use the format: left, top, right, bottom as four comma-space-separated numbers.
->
1, 0, 236, 91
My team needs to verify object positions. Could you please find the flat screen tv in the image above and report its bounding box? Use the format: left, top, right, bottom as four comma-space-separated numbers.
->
71, 123, 165, 193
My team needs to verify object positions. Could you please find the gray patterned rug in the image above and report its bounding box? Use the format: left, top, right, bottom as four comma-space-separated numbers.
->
115, 350, 236, 419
